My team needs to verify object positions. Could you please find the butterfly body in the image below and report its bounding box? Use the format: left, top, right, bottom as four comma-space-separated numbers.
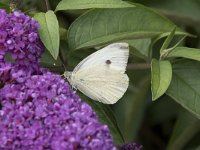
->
64, 43, 129, 104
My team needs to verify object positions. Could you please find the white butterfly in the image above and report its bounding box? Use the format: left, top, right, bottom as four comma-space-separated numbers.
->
64, 43, 129, 104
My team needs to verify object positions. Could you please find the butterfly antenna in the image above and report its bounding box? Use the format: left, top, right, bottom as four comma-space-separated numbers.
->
60, 61, 69, 79
62, 62, 67, 70
59, 50, 68, 71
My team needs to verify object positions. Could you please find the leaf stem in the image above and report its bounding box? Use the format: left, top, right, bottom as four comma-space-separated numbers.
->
127, 63, 151, 70
42, 63, 151, 73
59, 50, 68, 71
45, 0, 51, 11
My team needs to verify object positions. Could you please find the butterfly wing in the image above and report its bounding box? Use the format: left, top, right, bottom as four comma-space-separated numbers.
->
70, 42, 129, 104
72, 67, 129, 104
73, 43, 129, 74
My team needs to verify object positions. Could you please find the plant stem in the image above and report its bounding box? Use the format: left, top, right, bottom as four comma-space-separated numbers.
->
127, 63, 151, 70
59, 50, 68, 71
45, 0, 51, 11
43, 66, 64, 74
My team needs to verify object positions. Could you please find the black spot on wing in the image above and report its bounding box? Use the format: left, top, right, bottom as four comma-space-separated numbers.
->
106, 60, 111, 65
120, 45, 128, 49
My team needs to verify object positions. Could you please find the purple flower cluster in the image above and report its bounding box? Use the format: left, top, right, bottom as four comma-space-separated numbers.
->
0, 9, 117, 150
0, 72, 117, 150
0, 9, 43, 82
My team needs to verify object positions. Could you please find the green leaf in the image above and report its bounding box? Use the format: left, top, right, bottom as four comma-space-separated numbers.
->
80, 95, 124, 145
166, 47, 200, 61
195, 146, 200, 150
0, 2, 10, 11
59, 27, 68, 40
167, 110, 200, 150
124, 75, 150, 141
40, 50, 62, 66
147, 95, 180, 125
151, 59, 172, 100
126, 38, 151, 59
68, 5, 188, 50
134, 0, 200, 27
113, 68, 150, 142
34, 11, 60, 60
67, 48, 96, 67
160, 27, 176, 52
55, 0, 134, 11
166, 60, 200, 119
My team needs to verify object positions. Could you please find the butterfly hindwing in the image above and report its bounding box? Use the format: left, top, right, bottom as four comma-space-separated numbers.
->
71, 66, 129, 104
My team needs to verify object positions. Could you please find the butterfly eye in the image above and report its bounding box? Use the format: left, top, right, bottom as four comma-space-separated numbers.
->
105, 60, 111, 65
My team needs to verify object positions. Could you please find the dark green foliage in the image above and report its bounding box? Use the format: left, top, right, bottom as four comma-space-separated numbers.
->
1, 0, 200, 149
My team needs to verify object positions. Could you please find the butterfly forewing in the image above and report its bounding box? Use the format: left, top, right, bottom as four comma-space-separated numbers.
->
73, 43, 129, 73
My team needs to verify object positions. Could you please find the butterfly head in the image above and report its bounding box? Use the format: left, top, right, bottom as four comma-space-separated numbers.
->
64, 71, 72, 80
63, 71, 75, 87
